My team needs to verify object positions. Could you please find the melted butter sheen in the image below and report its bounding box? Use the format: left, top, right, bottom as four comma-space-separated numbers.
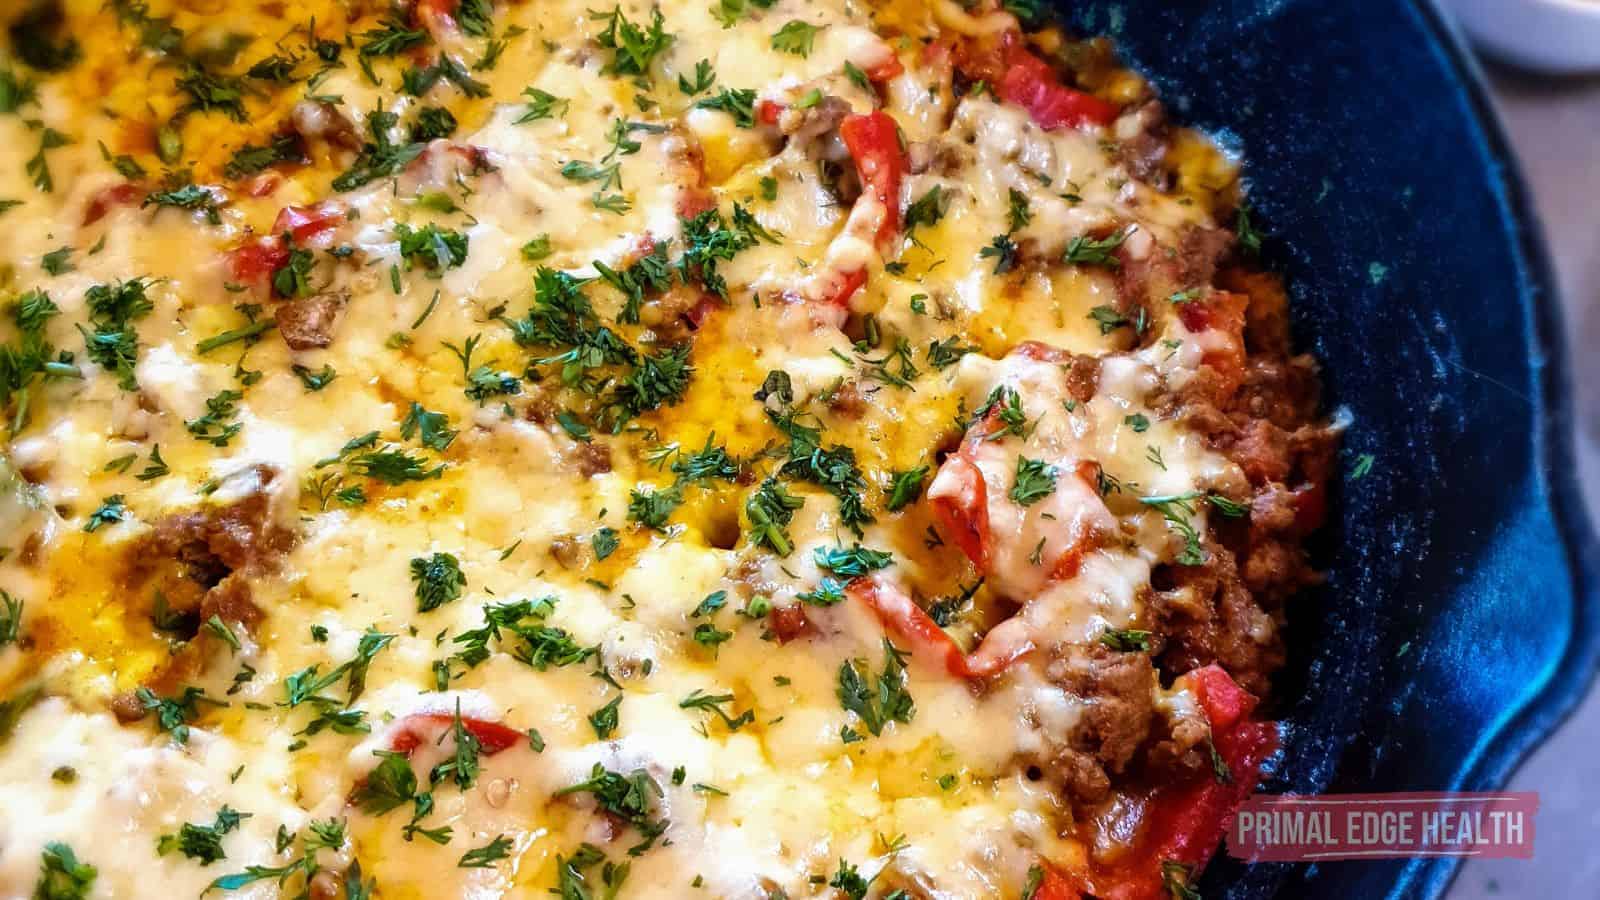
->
0, 0, 1244, 897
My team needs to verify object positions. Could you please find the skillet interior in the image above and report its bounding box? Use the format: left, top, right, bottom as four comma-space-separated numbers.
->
1052, 0, 1600, 896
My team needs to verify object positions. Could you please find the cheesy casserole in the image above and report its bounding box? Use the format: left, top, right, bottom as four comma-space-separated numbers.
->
0, 1, 1337, 898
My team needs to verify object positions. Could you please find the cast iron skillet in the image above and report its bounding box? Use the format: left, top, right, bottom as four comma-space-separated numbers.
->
1047, 0, 1600, 896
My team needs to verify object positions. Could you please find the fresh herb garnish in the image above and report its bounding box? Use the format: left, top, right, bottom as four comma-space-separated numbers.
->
1009, 456, 1057, 506
836, 640, 914, 737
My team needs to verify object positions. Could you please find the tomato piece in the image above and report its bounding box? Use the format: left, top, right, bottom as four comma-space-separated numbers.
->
838, 110, 906, 250
272, 201, 344, 246
388, 712, 523, 756
227, 237, 289, 284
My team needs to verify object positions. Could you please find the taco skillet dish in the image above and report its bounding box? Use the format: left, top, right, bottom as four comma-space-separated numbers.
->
0, 0, 1339, 897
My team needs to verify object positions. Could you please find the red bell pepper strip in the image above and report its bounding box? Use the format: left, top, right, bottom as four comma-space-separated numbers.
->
863, 56, 904, 83
928, 453, 991, 570
387, 712, 524, 756
227, 237, 291, 284
928, 415, 1099, 582
226, 202, 345, 284
811, 267, 869, 319
1034, 864, 1089, 900
767, 602, 815, 644
847, 577, 1032, 678
955, 31, 1118, 131
837, 110, 906, 252
998, 51, 1119, 130
83, 182, 144, 226
756, 99, 785, 126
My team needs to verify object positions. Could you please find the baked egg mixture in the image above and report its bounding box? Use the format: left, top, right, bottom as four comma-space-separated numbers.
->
0, 1, 1338, 898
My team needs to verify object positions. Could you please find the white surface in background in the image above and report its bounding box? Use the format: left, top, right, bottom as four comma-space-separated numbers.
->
1443, 66, 1600, 900
1447, 0, 1600, 73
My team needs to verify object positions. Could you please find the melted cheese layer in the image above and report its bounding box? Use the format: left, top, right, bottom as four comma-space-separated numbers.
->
0, 1, 1258, 897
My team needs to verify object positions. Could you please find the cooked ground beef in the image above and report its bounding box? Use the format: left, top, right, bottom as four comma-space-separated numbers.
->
276, 291, 346, 350
124, 465, 293, 628
1034, 644, 1159, 806
1147, 267, 1338, 696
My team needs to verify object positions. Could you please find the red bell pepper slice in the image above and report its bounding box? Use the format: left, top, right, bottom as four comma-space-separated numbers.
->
847, 577, 1032, 679
272, 202, 343, 243
1035, 864, 1089, 900
228, 201, 345, 284
848, 577, 971, 677
928, 453, 992, 570
387, 712, 524, 756
837, 110, 905, 251
998, 51, 1119, 130
272, 201, 344, 246
227, 237, 290, 284
767, 602, 815, 644
863, 56, 904, 83
756, 99, 784, 126
955, 31, 1119, 131
83, 182, 144, 226
929, 418, 1099, 581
